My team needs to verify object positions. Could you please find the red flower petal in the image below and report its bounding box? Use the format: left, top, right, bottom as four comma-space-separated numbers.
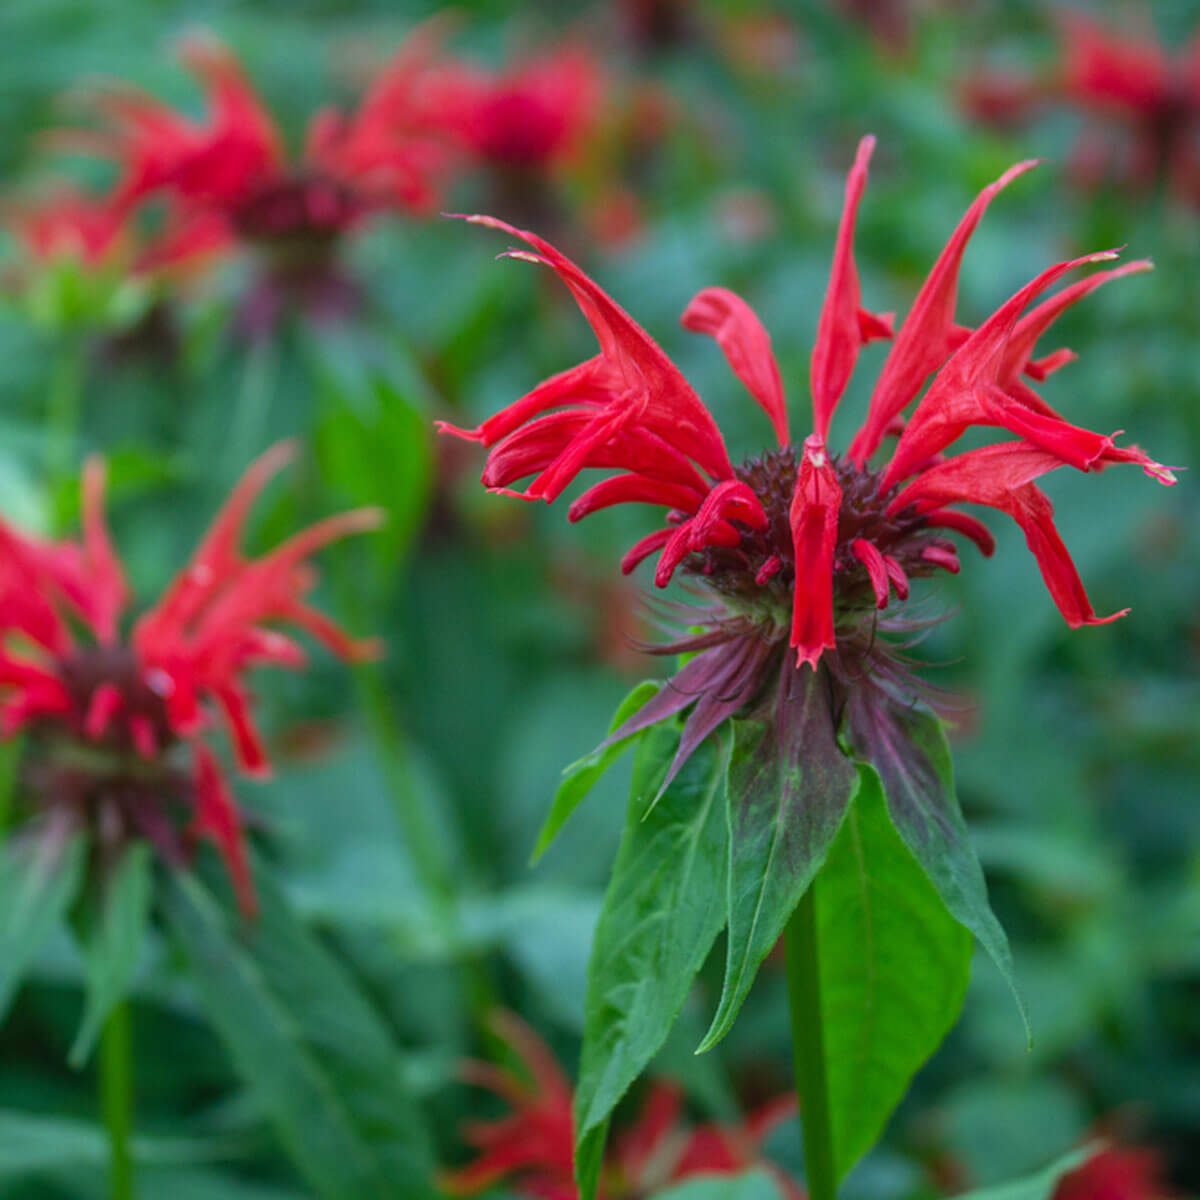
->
810, 135, 893, 440
849, 157, 1038, 464
789, 436, 842, 668
682, 286, 789, 444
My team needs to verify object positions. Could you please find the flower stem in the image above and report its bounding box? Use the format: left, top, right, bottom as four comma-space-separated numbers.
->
100, 1000, 135, 1200
785, 885, 837, 1200
48, 336, 86, 528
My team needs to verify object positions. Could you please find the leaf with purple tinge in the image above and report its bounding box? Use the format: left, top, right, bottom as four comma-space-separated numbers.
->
845, 687, 1030, 1041
698, 659, 859, 1053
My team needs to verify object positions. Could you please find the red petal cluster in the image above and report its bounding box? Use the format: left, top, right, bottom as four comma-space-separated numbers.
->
441, 136, 1174, 670
0, 443, 379, 915
450, 44, 605, 172
442, 1011, 799, 1200
59, 26, 466, 248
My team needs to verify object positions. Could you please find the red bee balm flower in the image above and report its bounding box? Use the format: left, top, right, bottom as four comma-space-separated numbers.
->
66, 28, 463, 249
0, 443, 380, 916
443, 1011, 799, 1200
440, 134, 1173, 806
454, 44, 604, 173
1054, 1146, 1172, 1200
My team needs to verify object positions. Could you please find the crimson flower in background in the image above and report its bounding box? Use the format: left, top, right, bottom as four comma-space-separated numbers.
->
453, 43, 604, 175
1054, 1145, 1172, 1200
964, 12, 1200, 202
442, 1011, 800, 1200
56, 27, 464, 326
441, 135, 1173, 800
0, 443, 379, 915
4, 186, 226, 277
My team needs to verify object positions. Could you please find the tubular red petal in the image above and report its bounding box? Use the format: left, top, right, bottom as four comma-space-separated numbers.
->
682, 286, 789, 444
80, 458, 130, 646
621, 527, 673, 575
921, 543, 961, 574
920, 509, 996, 556
568, 474, 706, 522
882, 555, 910, 600
997, 260, 1153, 389
214, 683, 270, 778
810, 135, 891, 440
881, 250, 1122, 489
192, 742, 257, 919
849, 158, 1039, 464
789, 436, 842, 668
755, 555, 783, 585
851, 538, 891, 607
462, 214, 734, 482
84, 682, 123, 740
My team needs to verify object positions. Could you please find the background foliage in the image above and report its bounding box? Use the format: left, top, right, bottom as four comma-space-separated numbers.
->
0, 0, 1196, 1195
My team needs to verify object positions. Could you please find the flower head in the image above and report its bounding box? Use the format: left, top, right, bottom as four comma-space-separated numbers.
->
61, 27, 463, 252
452, 43, 605, 173
0, 443, 380, 915
440, 136, 1173, 787
443, 1011, 798, 1200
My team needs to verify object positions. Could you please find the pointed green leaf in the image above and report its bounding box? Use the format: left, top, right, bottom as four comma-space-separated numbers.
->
846, 692, 1029, 1039
164, 867, 434, 1200
652, 1169, 786, 1199
70, 844, 154, 1067
574, 722, 731, 1198
955, 1145, 1097, 1200
700, 669, 858, 1053
813, 764, 973, 1181
0, 832, 86, 1020
532, 681, 660, 862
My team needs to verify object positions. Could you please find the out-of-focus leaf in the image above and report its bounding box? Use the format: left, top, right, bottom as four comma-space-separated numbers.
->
955, 1145, 1097, 1200
0, 831, 86, 1020
847, 694, 1029, 1040
164, 867, 435, 1200
532, 680, 660, 862
813, 764, 973, 1180
701, 669, 858, 1053
574, 723, 731, 1200
70, 844, 154, 1067
650, 1170, 785, 1199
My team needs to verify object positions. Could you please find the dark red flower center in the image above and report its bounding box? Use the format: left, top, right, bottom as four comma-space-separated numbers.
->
230, 170, 362, 245
681, 447, 956, 630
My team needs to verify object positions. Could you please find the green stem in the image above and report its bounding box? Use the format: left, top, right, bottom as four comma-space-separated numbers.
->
100, 1001, 135, 1200
231, 337, 277, 472
785, 886, 837, 1200
48, 337, 87, 530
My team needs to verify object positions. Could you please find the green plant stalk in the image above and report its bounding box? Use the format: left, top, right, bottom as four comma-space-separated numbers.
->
785, 885, 837, 1200
100, 1000, 135, 1200
48, 337, 87, 528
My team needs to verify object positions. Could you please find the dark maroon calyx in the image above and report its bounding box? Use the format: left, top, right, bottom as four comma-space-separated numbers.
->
55, 645, 174, 757
230, 171, 362, 247
683, 447, 956, 624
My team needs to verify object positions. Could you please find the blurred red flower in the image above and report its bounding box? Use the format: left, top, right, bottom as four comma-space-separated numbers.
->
964, 12, 1200, 202
451, 43, 605, 174
4, 185, 226, 277
0, 442, 379, 915
60, 25, 464, 250
1054, 1146, 1171, 1200
442, 1011, 800, 1200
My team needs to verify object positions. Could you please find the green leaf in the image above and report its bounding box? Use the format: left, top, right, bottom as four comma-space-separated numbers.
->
812, 764, 973, 1181
846, 692, 1029, 1040
532, 681, 660, 862
574, 722, 731, 1199
70, 844, 154, 1067
0, 831, 86, 1020
164, 867, 435, 1200
651, 1169, 786, 1199
700, 668, 858, 1052
955, 1145, 1097, 1200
